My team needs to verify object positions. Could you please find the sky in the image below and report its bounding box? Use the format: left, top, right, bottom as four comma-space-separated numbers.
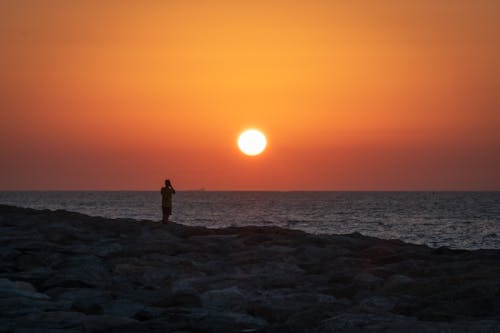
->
1, 0, 499, 190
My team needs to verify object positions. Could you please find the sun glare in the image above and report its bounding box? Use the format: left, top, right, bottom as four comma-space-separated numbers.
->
238, 129, 267, 156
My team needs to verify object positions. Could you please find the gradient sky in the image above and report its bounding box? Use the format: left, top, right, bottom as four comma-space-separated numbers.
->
1, 1, 499, 190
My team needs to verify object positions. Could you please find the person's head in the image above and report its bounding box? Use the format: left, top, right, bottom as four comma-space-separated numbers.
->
165, 179, 171, 186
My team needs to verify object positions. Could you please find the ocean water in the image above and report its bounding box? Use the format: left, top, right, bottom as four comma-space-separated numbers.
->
0, 191, 499, 250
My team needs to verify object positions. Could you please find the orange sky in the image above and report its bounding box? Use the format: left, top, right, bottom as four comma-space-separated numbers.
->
1, 1, 499, 190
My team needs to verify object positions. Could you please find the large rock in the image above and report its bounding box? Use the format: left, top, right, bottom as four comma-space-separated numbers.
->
56, 289, 112, 315
83, 314, 138, 331
101, 299, 146, 317
45, 255, 110, 289
0, 278, 50, 300
171, 288, 202, 307
319, 313, 500, 333
201, 286, 246, 311
92, 242, 123, 257
188, 309, 268, 332
383, 274, 414, 292
359, 296, 396, 313
0, 297, 59, 317
42, 224, 88, 244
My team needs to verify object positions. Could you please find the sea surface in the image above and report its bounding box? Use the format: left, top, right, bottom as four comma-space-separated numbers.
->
1, 191, 499, 250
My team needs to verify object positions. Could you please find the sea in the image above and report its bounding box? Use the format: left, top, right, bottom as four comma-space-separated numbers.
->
0, 191, 499, 250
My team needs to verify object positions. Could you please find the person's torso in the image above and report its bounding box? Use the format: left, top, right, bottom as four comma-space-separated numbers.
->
161, 187, 174, 206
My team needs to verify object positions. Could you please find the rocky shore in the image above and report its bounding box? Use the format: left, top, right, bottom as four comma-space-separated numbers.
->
1, 204, 500, 332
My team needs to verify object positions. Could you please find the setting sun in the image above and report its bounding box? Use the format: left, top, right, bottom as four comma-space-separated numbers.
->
238, 129, 267, 156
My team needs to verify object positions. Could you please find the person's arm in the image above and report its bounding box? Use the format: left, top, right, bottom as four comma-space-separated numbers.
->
171, 186, 176, 194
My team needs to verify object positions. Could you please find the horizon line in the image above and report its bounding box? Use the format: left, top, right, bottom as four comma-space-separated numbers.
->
1, 189, 499, 192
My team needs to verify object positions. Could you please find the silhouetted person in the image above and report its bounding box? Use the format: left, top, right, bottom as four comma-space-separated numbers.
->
161, 179, 176, 223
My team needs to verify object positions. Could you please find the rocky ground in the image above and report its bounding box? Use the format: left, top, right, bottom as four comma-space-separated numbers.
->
1, 204, 500, 332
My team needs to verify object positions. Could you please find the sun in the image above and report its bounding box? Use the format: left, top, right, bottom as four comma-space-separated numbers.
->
238, 129, 267, 156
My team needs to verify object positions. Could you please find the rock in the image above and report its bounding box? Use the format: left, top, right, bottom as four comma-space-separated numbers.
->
8, 327, 80, 333
319, 313, 500, 333
317, 293, 338, 304
201, 286, 246, 311
8, 267, 54, 288
45, 255, 110, 289
359, 296, 396, 312
92, 242, 123, 257
113, 263, 147, 285
14, 281, 38, 293
247, 301, 300, 324
57, 289, 112, 315
354, 273, 384, 285
119, 287, 173, 307
171, 289, 202, 307
21, 310, 87, 327
163, 279, 203, 307
188, 309, 268, 332
102, 299, 145, 317
0, 246, 22, 262
0, 278, 50, 300
383, 274, 414, 292
15, 253, 46, 271
6, 312, 85, 333
83, 315, 138, 331
42, 225, 87, 244
2, 205, 500, 332
141, 267, 176, 286
132, 305, 166, 321
353, 273, 384, 294
284, 307, 335, 333
383, 259, 422, 275
0, 297, 59, 317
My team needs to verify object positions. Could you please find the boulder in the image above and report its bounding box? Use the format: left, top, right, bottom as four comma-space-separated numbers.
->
0, 278, 50, 300
0, 297, 58, 317
141, 267, 176, 286
21, 310, 87, 327
359, 296, 396, 313
92, 242, 123, 257
42, 224, 87, 244
353, 273, 384, 294
188, 310, 268, 332
15, 253, 46, 271
57, 289, 112, 315
83, 315, 138, 331
171, 289, 202, 307
201, 286, 246, 310
14, 281, 38, 293
319, 313, 500, 333
45, 255, 110, 289
102, 299, 146, 317
383, 274, 414, 292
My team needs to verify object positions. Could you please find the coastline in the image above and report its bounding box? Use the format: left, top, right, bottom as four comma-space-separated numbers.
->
1, 204, 499, 332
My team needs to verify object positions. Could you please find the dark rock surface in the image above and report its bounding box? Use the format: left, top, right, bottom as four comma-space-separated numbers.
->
1, 204, 500, 332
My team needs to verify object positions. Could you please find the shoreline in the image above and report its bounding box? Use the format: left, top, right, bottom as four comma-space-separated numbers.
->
1, 204, 500, 332
2, 191, 498, 251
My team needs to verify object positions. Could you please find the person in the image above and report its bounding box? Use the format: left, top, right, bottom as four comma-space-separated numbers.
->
161, 179, 176, 223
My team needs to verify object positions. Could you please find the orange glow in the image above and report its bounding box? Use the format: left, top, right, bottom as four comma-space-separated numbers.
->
0, 1, 499, 190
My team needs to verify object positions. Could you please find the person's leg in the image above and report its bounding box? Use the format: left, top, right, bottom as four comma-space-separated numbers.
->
162, 206, 172, 223
166, 206, 172, 222
162, 207, 168, 223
